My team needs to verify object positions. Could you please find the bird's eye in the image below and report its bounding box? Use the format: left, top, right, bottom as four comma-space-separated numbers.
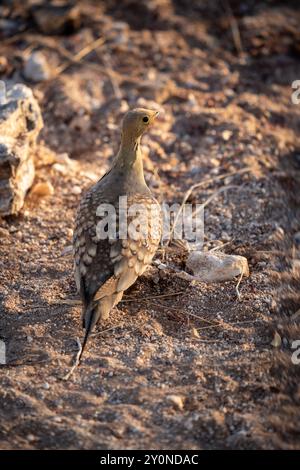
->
142, 116, 149, 123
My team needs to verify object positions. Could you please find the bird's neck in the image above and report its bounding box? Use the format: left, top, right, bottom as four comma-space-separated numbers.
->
115, 134, 146, 186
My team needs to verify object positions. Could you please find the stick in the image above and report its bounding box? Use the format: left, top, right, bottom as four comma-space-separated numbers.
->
54, 36, 106, 76
165, 167, 250, 248
222, 0, 243, 56
122, 290, 188, 302
62, 337, 82, 381
235, 268, 244, 300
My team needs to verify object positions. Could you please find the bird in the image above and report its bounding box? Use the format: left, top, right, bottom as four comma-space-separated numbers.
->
73, 108, 162, 361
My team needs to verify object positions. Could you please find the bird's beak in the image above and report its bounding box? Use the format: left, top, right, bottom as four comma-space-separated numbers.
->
150, 110, 160, 122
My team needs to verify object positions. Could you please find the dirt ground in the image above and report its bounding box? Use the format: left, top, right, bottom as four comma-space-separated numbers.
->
0, 0, 300, 450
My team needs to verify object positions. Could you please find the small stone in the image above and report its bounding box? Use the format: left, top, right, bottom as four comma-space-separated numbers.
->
292, 259, 300, 271
52, 163, 68, 175
0, 80, 7, 105
0, 56, 8, 75
27, 335, 33, 343
54, 153, 72, 166
167, 394, 184, 411
222, 130, 233, 141
70, 115, 90, 132
30, 181, 54, 197
32, 3, 81, 35
0, 83, 43, 215
294, 232, 300, 246
27, 434, 36, 442
271, 331, 282, 348
191, 327, 200, 339
0, 227, 9, 238
71, 185, 82, 195
53, 416, 62, 423
23, 51, 50, 83
42, 382, 50, 390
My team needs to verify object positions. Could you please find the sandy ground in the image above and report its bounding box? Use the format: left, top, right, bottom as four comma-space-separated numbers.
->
0, 0, 300, 449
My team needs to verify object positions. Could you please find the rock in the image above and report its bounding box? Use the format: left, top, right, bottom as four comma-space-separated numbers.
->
191, 327, 200, 339
222, 130, 233, 141
294, 232, 300, 246
30, 181, 54, 198
0, 81, 6, 105
23, 51, 50, 82
32, 3, 81, 35
0, 57, 8, 75
292, 259, 300, 271
167, 395, 185, 411
271, 331, 282, 348
0, 227, 9, 238
71, 185, 82, 195
186, 251, 249, 282
70, 115, 90, 132
0, 339, 5, 365
0, 83, 43, 215
52, 163, 68, 175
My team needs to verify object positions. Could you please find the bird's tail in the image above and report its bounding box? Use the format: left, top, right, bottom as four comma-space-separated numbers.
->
78, 301, 100, 363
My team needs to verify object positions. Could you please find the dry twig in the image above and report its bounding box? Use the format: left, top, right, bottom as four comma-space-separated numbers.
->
165, 167, 250, 249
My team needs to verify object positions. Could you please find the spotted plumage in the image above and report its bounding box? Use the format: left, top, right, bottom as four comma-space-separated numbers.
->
73, 108, 161, 360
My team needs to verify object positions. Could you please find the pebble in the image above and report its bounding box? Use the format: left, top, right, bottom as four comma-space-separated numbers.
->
42, 382, 50, 390
271, 331, 282, 348
222, 130, 233, 141
294, 232, 300, 246
31, 181, 54, 197
167, 394, 184, 411
0, 56, 8, 74
23, 51, 50, 82
71, 185, 82, 195
0, 227, 9, 238
52, 163, 68, 175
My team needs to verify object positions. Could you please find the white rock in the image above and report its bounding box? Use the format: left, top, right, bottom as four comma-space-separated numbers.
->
186, 251, 249, 282
52, 163, 67, 175
23, 51, 50, 82
0, 82, 43, 215
0, 80, 6, 105
71, 185, 82, 195
294, 232, 300, 245
167, 394, 184, 411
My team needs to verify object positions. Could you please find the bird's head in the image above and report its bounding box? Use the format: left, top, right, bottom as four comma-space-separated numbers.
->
122, 108, 159, 140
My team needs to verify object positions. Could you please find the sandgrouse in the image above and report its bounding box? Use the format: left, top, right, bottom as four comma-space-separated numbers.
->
73, 108, 162, 360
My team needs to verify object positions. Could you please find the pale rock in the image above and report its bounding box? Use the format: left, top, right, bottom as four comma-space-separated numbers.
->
30, 181, 54, 197
52, 163, 68, 175
186, 251, 249, 282
0, 227, 10, 238
71, 185, 82, 195
0, 83, 43, 215
222, 130, 233, 141
271, 331, 282, 348
294, 232, 300, 246
167, 394, 185, 411
0, 80, 6, 105
191, 327, 200, 339
23, 51, 50, 83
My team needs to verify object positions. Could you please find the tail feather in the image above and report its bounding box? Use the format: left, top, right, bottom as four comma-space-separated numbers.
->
78, 302, 100, 363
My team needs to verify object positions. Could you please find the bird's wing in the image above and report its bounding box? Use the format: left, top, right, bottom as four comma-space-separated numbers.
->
73, 191, 161, 306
